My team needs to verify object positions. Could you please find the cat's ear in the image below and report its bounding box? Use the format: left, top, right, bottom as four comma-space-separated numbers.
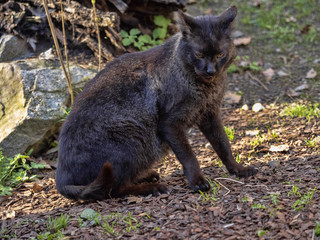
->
177, 10, 198, 37
219, 5, 237, 31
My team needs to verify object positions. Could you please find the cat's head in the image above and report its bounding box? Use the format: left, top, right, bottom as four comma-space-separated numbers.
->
177, 6, 237, 80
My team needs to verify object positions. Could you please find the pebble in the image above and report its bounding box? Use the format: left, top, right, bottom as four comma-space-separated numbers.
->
252, 103, 265, 112
245, 130, 260, 136
241, 104, 249, 111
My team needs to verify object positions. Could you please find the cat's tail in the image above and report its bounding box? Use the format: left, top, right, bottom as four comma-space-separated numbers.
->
57, 162, 114, 200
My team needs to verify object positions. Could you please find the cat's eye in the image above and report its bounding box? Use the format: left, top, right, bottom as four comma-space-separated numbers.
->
195, 52, 204, 59
216, 53, 225, 58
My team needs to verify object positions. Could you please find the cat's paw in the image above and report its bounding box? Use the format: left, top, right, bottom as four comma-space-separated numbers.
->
134, 170, 160, 183
228, 164, 257, 178
152, 183, 170, 196
190, 175, 210, 192
143, 170, 160, 183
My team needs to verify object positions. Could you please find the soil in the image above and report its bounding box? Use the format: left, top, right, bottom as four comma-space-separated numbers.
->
1, 1, 320, 239
1, 105, 320, 239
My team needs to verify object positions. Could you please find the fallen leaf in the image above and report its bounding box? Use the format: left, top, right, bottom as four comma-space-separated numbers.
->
301, 24, 311, 34
244, 194, 254, 203
127, 196, 143, 204
32, 182, 43, 193
287, 88, 301, 97
263, 68, 274, 81
233, 37, 251, 46
294, 83, 309, 92
276, 211, 286, 223
277, 70, 289, 77
231, 30, 244, 38
306, 68, 317, 79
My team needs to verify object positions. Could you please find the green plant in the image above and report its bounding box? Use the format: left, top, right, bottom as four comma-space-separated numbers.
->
248, 61, 261, 71
236, 153, 241, 163
122, 212, 141, 232
251, 203, 267, 210
315, 221, 320, 237
250, 132, 265, 150
305, 136, 320, 149
292, 188, 317, 211
47, 214, 69, 232
230, 55, 261, 73
0, 150, 46, 196
304, 26, 318, 43
37, 231, 65, 240
268, 130, 279, 142
264, 193, 279, 205
227, 63, 239, 73
281, 103, 320, 121
101, 214, 117, 236
198, 178, 220, 205
60, 107, 71, 121
242, 196, 248, 203
37, 214, 69, 240
257, 229, 268, 238
120, 15, 171, 51
224, 126, 235, 141
288, 184, 301, 197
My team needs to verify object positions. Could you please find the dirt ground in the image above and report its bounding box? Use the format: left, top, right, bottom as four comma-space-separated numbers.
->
1, 0, 320, 239
1, 104, 320, 239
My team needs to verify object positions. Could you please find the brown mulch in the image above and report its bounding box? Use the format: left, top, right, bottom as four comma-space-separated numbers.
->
1, 105, 320, 239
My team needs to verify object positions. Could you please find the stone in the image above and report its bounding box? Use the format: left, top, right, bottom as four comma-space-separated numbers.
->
252, 103, 264, 112
0, 34, 29, 62
0, 59, 97, 157
241, 104, 249, 111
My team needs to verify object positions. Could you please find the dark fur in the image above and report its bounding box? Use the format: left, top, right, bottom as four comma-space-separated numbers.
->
56, 6, 257, 200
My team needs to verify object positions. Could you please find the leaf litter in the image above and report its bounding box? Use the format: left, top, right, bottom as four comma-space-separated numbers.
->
1, 104, 319, 239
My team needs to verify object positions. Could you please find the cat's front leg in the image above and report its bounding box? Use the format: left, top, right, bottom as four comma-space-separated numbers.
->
160, 122, 210, 192
198, 111, 257, 177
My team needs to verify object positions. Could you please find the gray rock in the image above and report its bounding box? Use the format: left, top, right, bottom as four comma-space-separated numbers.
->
0, 35, 29, 62
0, 59, 97, 157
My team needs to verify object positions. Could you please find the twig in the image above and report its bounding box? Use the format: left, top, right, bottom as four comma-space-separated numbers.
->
214, 177, 245, 185
92, 0, 102, 71
60, 0, 71, 90
311, 229, 315, 240
43, 0, 74, 104
214, 178, 230, 196
248, 72, 269, 91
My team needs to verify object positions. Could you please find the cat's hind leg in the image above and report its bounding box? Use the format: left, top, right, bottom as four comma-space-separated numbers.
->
133, 169, 160, 183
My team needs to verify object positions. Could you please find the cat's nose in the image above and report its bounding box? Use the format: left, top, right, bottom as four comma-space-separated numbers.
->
206, 63, 215, 75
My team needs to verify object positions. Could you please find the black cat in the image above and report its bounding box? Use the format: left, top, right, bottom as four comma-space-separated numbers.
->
56, 5, 257, 200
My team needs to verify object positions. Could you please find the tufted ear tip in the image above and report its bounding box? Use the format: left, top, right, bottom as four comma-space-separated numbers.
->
220, 5, 238, 30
